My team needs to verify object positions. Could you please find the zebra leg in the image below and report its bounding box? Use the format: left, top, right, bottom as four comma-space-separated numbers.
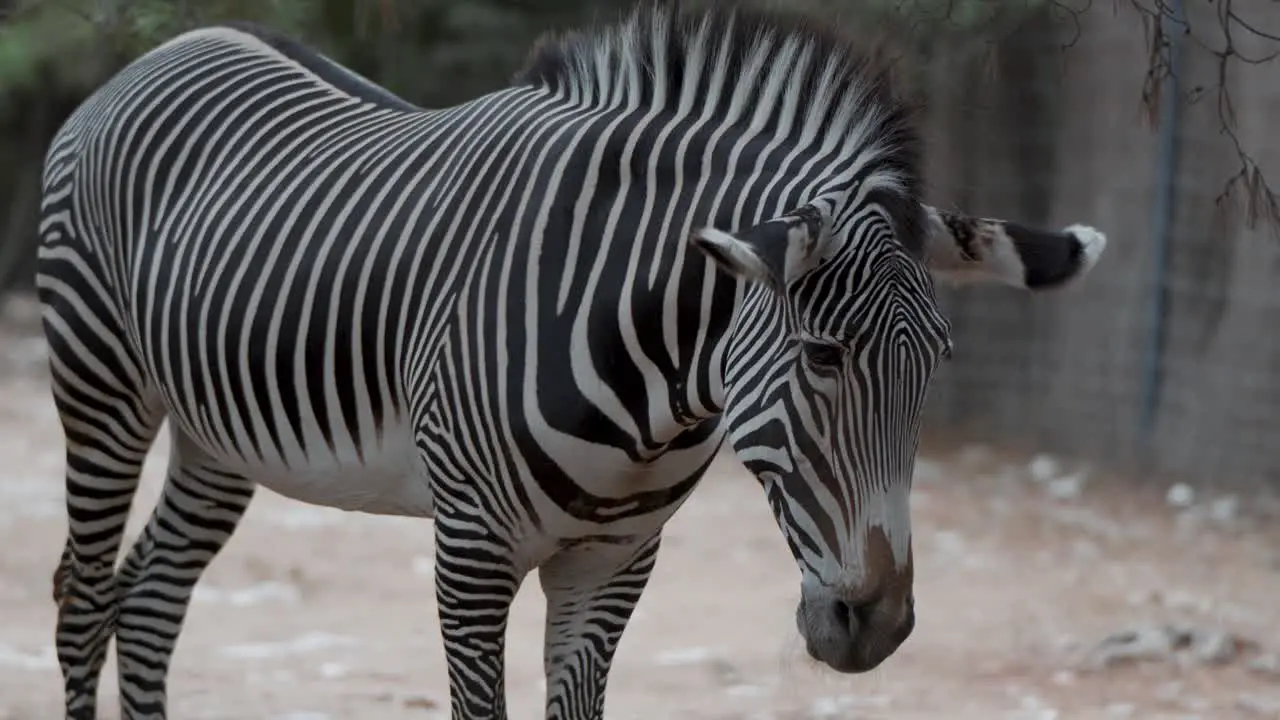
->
44, 311, 166, 719
111, 436, 255, 719
434, 510, 524, 720
538, 533, 662, 720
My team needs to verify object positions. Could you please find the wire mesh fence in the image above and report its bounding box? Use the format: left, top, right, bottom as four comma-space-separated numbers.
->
916, 1, 1280, 489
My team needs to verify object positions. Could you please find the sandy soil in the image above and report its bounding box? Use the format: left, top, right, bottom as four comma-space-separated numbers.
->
2, 295, 1280, 720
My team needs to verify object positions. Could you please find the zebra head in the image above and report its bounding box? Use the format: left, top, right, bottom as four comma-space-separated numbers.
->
623, 0, 1114, 677
514, 0, 1109, 676
692, 190, 1106, 674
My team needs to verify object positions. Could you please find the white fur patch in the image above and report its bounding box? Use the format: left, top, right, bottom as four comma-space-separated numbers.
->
921, 206, 1027, 288
1062, 223, 1107, 276
690, 228, 772, 283
982, 224, 1029, 288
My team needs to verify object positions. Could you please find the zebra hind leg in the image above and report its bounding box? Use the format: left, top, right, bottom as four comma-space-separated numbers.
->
112, 434, 255, 719
538, 533, 663, 720
44, 308, 166, 720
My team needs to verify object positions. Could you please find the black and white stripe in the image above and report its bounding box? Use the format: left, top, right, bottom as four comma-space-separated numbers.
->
37, 2, 1106, 718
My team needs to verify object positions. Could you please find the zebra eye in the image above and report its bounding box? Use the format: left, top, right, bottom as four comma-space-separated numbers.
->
801, 341, 845, 368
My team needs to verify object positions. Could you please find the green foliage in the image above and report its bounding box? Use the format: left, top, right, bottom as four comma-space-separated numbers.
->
0, 22, 38, 92
0, 0, 355, 105
0, 2, 103, 101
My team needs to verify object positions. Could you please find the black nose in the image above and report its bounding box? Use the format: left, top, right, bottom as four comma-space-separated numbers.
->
799, 591, 916, 674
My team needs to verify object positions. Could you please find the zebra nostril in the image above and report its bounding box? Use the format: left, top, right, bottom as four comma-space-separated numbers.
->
828, 593, 884, 636
830, 598, 857, 632
832, 599, 848, 620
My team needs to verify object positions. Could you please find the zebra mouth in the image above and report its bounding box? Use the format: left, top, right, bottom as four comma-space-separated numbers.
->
794, 589, 914, 674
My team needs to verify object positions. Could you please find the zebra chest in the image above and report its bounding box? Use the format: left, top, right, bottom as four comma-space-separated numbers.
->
528, 440, 722, 539
503, 409, 728, 537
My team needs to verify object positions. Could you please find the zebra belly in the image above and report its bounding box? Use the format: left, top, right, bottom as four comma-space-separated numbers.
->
174, 416, 435, 518
244, 461, 436, 518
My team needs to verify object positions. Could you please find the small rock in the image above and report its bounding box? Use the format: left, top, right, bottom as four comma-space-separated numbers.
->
1013, 692, 1059, 720
1208, 495, 1240, 525
1089, 624, 1259, 670
708, 657, 743, 686
1047, 473, 1086, 500
1190, 630, 1243, 665
1104, 703, 1136, 719
653, 646, 715, 666
1088, 625, 1192, 668
402, 694, 440, 710
1237, 693, 1280, 717
1029, 454, 1060, 483
1166, 483, 1195, 508
1249, 653, 1280, 678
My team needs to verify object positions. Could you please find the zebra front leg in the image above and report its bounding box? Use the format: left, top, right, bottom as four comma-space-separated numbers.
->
539, 534, 662, 720
112, 437, 255, 719
434, 511, 524, 720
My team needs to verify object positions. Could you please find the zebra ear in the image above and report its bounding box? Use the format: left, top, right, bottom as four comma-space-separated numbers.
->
921, 204, 1107, 290
690, 208, 826, 289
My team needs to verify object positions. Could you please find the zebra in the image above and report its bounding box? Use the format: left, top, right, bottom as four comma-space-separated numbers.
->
37, 2, 1107, 718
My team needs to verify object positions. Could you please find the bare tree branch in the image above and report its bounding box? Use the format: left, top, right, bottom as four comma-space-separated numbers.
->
866, 0, 1280, 239
1117, 0, 1280, 237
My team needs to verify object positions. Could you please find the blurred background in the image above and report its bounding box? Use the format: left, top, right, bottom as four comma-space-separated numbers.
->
2, 1, 1280, 718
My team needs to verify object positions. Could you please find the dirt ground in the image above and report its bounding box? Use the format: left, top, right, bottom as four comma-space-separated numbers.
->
3, 295, 1280, 720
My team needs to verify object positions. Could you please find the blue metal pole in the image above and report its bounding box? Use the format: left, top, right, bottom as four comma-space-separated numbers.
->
1140, 0, 1186, 442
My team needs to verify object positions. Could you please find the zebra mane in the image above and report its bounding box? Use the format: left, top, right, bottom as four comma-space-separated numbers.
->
512, 0, 926, 255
